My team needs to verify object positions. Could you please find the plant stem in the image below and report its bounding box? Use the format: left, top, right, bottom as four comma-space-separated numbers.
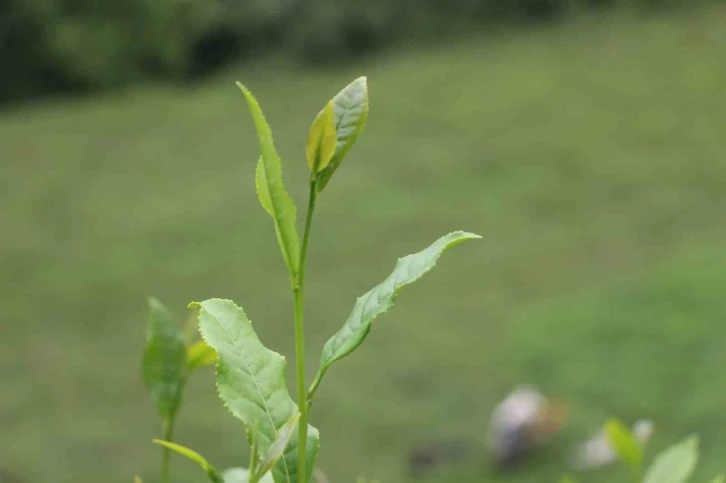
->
294, 176, 318, 482
161, 416, 175, 483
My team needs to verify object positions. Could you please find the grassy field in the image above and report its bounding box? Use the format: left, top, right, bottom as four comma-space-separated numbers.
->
2, 5, 726, 482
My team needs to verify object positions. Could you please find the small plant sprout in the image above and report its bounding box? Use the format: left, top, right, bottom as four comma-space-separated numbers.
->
141, 77, 481, 482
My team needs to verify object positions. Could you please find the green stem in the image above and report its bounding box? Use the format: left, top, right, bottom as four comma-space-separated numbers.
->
294, 176, 318, 482
161, 416, 175, 483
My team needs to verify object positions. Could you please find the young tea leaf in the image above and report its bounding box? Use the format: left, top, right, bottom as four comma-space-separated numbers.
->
133, 476, 143, 483
316, 77, 369, 192
306, 101, 337, 173
142, 297, 186, 419
310, 231, 481, 399
642, 435, 699, 483
152, 440, 224, 483
255, 413, 301, 481
192, 298, 319, 483
237, 83, 300, 276
604, 419, 643, 471
223, 468, 274, 483
711, 476, 725, 483
187, 340, 217, 372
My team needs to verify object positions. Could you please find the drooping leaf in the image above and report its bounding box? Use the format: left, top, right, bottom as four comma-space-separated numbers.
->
223, 468, 274, 483
142, 297, 186, 419
192, 298, 319, 483
238, 83, 300, 276
642, 435, 699, 483
310, 231, 481, 398
316, 77, 369, 192
152, 440, 224, 483
604, 419, 643, 470
255, 413, 301, 481
187, 340, 217, 372
306, 101, 337, 173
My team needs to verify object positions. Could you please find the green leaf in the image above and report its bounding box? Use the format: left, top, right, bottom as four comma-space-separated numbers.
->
223, 468, 273, 483
133, 476, 142, 483
306, 100, 337, 173
141, 297, 186, 419
559, 477, 578, 483
642, 435, 699, 483
152, 440, 224, 483
310, 231, 481, 398
238, 83, 300, 276
604, 419, 643, 470
711, 476, 725, 483
192, 298, 319, 483
187, 340, 217, 372
316, 77, 369, 192
255, 413, 300, 482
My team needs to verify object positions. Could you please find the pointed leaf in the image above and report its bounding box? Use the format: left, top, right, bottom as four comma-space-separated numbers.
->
310, 231, 481, 397
187, 340, 217, 372
256, 413, 300, 481
306, 101, 337, 173
642, 435, 699, 483
316, 77, 369, 192
223, 468, 274, 483
152, 440, 224, 483
604, 419, 643, 470
192, 299, 319, 483
142, 298, 186, 419
238, 83, 300, 276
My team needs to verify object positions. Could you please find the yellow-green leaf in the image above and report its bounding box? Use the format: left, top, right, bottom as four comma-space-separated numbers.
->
187, 340, 217, 372
605, 419, 643, 470
141, 298, 186, 419
255, 413, 300, 482
152, 440, 224, 483
306, 100, 337, 173
133, 476, 142, 483
642, 435, 699, 483
317, 77, 369, 192
238, 83, 300, 277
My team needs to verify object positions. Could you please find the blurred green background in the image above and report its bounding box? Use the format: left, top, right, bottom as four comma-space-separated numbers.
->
2, 0, 726, 482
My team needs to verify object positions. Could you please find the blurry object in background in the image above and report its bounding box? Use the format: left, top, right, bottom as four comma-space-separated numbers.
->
407, 439, 471, 479
313, 467, 330, 483
488, 385, 569, 469
570, 419, 654, 470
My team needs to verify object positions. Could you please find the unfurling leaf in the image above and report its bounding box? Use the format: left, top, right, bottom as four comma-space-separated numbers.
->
192, 298, 319, 483
642, 435, 699, 483
255, 413, 301, 481
306, 101, 337, 173
310, 231, 481, 399
604, 419, 643, 470
223, 468, 274, 483
142, 297, 186, 419
238, 83, 300, 276
316, 77, 369, 192
187, 340, 217, 372
152, 440, 224, 483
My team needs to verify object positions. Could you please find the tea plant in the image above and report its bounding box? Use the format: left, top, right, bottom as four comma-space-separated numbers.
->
563, 419, 722, 483
140, 77, 480, 483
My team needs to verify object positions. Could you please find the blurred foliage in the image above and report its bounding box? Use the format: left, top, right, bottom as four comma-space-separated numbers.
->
0, 0, 709, 102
